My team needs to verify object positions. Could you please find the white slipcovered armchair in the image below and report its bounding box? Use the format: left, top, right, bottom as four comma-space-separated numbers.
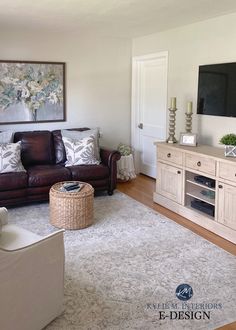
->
0, 207, 65, 330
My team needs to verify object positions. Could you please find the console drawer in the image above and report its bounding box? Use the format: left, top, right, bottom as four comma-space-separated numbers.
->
185, 153, 216, 176
158, 147, 183, 166
219, 162, 236, 183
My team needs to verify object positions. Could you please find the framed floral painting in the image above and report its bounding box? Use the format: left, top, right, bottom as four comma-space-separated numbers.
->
0, 60, 66, 124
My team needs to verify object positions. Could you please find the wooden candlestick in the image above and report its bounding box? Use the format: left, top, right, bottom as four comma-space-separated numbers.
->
185, 112, 193, 133
166, 107, 178, 143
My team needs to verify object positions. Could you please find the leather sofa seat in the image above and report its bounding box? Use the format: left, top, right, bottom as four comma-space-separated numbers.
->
69, 164, 109, 181
0, 172, 28, 191
28, 165, 71, 187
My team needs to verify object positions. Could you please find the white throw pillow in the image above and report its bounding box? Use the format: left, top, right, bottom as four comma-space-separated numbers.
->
0, 142, 26, 173
0, 131, 14, 144
62, 136, 100, 166
61, 128, 100, 162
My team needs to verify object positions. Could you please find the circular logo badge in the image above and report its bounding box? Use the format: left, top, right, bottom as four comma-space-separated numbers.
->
175, 284, 193, 301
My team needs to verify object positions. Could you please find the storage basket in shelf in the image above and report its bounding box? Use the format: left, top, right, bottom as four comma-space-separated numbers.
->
49, 181, 94, 230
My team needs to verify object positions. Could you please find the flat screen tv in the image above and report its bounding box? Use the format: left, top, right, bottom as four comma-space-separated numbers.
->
197, 62, 236, 117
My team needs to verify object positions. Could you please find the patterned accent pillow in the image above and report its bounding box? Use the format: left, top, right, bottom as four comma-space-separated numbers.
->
62, 136, 100, 166
0, 142, 26, 173
61, 128, 100, 162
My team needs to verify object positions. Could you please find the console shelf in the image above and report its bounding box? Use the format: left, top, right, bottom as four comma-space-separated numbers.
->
186, 191, 215, 206
186, 179, 215, 192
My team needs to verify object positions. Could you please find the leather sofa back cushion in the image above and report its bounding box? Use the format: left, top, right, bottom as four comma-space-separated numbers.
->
14, 131, 54, 167
52, 128, 90, 164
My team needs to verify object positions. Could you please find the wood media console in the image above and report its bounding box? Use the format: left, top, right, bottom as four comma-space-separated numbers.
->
153, 142, 236, 244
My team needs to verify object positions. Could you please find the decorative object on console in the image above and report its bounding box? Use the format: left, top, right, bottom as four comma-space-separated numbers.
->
166, 97, 178, 144
179, 132, 197, 146
185, 101, 193, 133
0, 60, 65, 124
220, 133, 236, 157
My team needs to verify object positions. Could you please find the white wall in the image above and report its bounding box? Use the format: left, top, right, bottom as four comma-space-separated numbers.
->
133, 12, 236, 147
0, 29, 131, 148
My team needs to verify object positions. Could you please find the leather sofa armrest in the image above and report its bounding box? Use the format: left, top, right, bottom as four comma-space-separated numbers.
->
100, 148, 121, 167
100, 148, 121, 195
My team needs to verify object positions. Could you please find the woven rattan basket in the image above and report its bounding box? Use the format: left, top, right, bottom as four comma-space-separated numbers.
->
49, 181, 94, 230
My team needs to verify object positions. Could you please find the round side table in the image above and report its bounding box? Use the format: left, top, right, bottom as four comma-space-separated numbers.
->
117, 154, 136, 181
49, 181, 94, 230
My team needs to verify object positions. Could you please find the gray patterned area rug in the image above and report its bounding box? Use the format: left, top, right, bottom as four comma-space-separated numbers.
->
8, 191, 236, 330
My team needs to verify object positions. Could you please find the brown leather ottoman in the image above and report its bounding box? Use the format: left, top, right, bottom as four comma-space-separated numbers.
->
49, 181, 94, 230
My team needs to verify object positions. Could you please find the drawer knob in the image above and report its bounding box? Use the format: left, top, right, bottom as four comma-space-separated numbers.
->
197, 161, 201, 167
177, 170, 181, 174
218, 185, 223, 189
167, 153, 171, 158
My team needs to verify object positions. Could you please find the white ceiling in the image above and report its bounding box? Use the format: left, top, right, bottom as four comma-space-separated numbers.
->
1, 0, 236, 38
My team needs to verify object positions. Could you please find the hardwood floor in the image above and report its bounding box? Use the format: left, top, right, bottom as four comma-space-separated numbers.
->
117, 174, 236, 330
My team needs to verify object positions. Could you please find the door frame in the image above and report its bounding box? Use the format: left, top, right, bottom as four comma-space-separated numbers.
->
131, 51, 169, 174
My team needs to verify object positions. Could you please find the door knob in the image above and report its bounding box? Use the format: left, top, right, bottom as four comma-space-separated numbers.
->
138, 123, 143, 129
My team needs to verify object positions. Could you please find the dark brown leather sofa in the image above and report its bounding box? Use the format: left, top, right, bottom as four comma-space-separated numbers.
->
0, 128, 121, 207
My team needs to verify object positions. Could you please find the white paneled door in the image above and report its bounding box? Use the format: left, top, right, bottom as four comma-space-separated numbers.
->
132, 52, 168, 178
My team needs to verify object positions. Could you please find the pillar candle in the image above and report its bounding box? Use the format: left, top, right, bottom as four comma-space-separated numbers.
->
187, 101, 193, 114
170, 97, 176, 109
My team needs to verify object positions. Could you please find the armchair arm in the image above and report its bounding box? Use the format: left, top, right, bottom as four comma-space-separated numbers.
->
0, 229, 64, 330
100, 147, 121, 194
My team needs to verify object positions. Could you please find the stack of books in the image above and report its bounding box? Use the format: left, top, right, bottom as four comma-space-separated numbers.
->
60, 182, 84, 193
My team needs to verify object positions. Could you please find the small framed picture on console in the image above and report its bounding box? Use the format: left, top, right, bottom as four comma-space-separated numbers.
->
179, 133, 197, 146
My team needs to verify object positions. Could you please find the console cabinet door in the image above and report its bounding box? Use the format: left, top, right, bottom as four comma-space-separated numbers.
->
157, 162, 183, 204
218, 182, 236, 230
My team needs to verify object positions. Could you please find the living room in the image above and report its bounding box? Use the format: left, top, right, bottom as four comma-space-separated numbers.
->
0, 1, 236, 329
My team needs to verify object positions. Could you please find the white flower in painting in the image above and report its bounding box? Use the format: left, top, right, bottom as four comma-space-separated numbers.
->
21, 87, 30, 98
48, 92, 58, 104
1, 77, 19, 84
28, 81, 42, 93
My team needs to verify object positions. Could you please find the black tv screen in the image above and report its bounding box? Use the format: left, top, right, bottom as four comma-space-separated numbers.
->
197, 62, 236, 117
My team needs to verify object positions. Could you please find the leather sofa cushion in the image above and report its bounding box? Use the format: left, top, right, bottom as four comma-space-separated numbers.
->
52, 128, 90, 164
0, 189, 27, 200
28, 165, 71, 187
0, 172, 28, 191
69, 164, 109, 181
14, 131, 54, 167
